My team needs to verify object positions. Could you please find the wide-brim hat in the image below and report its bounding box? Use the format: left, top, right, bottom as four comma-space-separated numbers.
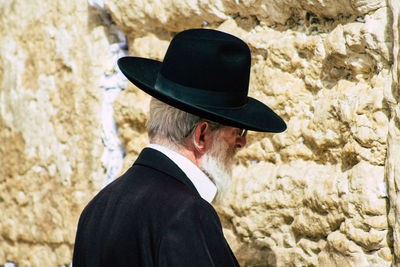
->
118, 28, 286, 132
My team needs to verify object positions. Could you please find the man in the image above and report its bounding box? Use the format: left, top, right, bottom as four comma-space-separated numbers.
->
73, 28, 286, 266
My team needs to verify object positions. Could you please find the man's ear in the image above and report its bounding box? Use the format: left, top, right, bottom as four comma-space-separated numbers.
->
193, 121, 209, 154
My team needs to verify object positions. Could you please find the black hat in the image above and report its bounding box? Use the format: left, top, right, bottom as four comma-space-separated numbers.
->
117, 28, 286, 132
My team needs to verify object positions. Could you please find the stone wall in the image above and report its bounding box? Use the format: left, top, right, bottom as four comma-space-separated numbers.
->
108, 0, 398, 266
0, 0, 399, 266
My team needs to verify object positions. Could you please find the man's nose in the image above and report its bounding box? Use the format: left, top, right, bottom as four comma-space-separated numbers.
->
235, 135, 247, 149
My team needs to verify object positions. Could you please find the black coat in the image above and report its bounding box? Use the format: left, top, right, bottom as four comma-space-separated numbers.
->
73, 148, 239, 266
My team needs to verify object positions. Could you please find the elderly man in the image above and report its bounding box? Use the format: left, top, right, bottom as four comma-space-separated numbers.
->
73, 28, 286, 266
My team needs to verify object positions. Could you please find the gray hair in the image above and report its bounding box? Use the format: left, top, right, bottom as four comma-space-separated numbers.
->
147, 97, 221, 146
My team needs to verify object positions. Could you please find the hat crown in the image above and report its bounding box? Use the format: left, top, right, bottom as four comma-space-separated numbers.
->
159, 29, 251, 106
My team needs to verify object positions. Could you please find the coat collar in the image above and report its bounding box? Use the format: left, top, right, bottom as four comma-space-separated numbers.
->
147, 144, 216, 203
133, 147, 199, 196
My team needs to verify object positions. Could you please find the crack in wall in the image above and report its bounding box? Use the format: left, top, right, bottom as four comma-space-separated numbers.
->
89, 0, 128, 187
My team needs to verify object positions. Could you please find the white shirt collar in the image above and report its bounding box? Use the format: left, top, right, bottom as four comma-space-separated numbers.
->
147, 143, 217, 203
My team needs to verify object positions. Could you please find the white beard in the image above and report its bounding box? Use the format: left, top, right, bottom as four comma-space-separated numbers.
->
200, 137, 235, 205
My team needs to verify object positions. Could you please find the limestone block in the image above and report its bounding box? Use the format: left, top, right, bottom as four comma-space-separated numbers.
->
119, 16, 395, 262
319, 230, 392, 266
113, 84, 150, 171
93, 0, 396, 265
105, 0, 385, 37
340, 218, 388, 251
131, 33, 171, 60
318, 231, 367, 266
0, 0, 123, 265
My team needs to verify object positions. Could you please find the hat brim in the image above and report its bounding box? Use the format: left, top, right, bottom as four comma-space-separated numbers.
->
118, 56, 287, 133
